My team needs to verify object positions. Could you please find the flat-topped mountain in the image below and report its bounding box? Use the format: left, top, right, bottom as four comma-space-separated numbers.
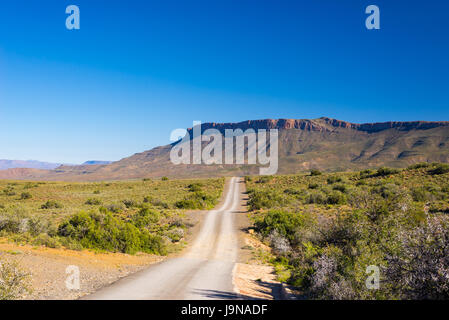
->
193, 117, 449, 133
1, 117, 448, 181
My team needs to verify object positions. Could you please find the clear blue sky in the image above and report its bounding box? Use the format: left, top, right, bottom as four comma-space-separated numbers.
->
0, 0, 448, 163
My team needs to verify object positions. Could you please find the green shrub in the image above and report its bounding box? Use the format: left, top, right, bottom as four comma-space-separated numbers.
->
255, 210, 306, 243
188, 183, 203, 192
332, 183, 348, 193
19, 192, 32, 200
175, 191, 216, 209
326, 191, 347, 205
327, 176, 342, 184
175, 199, 198, 209
106, 203, 124, 213
32, 233, 61, 248
374, 167, 400, 177
132, 207, 160, 228
23, 183, 38, 189
85, 198, 102, 205
429, 164, 449, 175
359, 169, 374, 179
166, 228, 185, 242
57, 210, 166, 255
161, 176, 169, 181
257, 176, 273, 184
305, 191, 326, 204
408, 162, 430, 170
122, 199, 137, 208
3, 187, 16, 196
373, 183, 404, 200
308, 183, 319, 189
0, 260, 30, 300
310, 170, 322, 176
284, 188, 302, 195
411, 187, 432, 202
145, 197, 169, 209
41, 200, 62, 209
247, 190, 287, 210
93, 190, 101, 194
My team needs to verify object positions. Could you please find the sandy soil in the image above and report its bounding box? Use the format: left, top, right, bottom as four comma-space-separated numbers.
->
0, 239, 164, 300
232, 179, 283, 300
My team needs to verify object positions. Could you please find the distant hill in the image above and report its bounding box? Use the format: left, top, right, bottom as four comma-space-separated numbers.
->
1, 117, 449, 181
0, 159, 62, 170
82, 161, 113, 165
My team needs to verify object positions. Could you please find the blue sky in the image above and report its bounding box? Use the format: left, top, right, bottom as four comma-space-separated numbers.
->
0, 0, 448, 163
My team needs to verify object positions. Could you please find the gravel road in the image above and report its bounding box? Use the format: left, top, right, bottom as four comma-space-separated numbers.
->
85, 177, 243, 300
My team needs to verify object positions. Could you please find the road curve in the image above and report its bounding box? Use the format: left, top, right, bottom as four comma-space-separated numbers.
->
85, 177, 243, 300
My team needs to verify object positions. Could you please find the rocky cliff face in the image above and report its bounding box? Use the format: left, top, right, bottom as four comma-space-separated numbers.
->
188, 117, 449, 134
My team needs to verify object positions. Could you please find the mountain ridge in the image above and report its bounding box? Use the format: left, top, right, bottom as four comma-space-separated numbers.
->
190, 117, 449, 134
1, 117, 448, 181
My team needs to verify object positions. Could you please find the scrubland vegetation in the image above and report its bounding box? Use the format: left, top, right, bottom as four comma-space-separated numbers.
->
0, 260, 30, 300
0, 178, 224, 255
246, 163, 449, 299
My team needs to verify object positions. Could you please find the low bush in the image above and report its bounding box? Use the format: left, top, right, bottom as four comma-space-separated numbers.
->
85, 198, 102, 206
408, 162, 430, 170
257, 176, 273, 184
0, 260, 30, 300
166, 228, 185, 242
41, 200, 62, 209
254, 210, 307, 244
175, 191, 216, 210
3, 187, 16, 196
374, 167, 400, 177
188, 183, 203, 192
122, 199, 137, 208
32, 233, 61, 248
310, 170, 322, 176
429, 164, 449, 175
305, 191, 326, 205
19, 192, 32, 200
359, 169, 374, 179
106, 203, 124, 213
284, 188, 302, 195
57, 209, 167, 255
132, 207, 160, 228
332, 183, 347, 193
247, 190, 288, 210
327, 176, 342, 184
326, 191, 346, 205
23, 183, 38, 189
